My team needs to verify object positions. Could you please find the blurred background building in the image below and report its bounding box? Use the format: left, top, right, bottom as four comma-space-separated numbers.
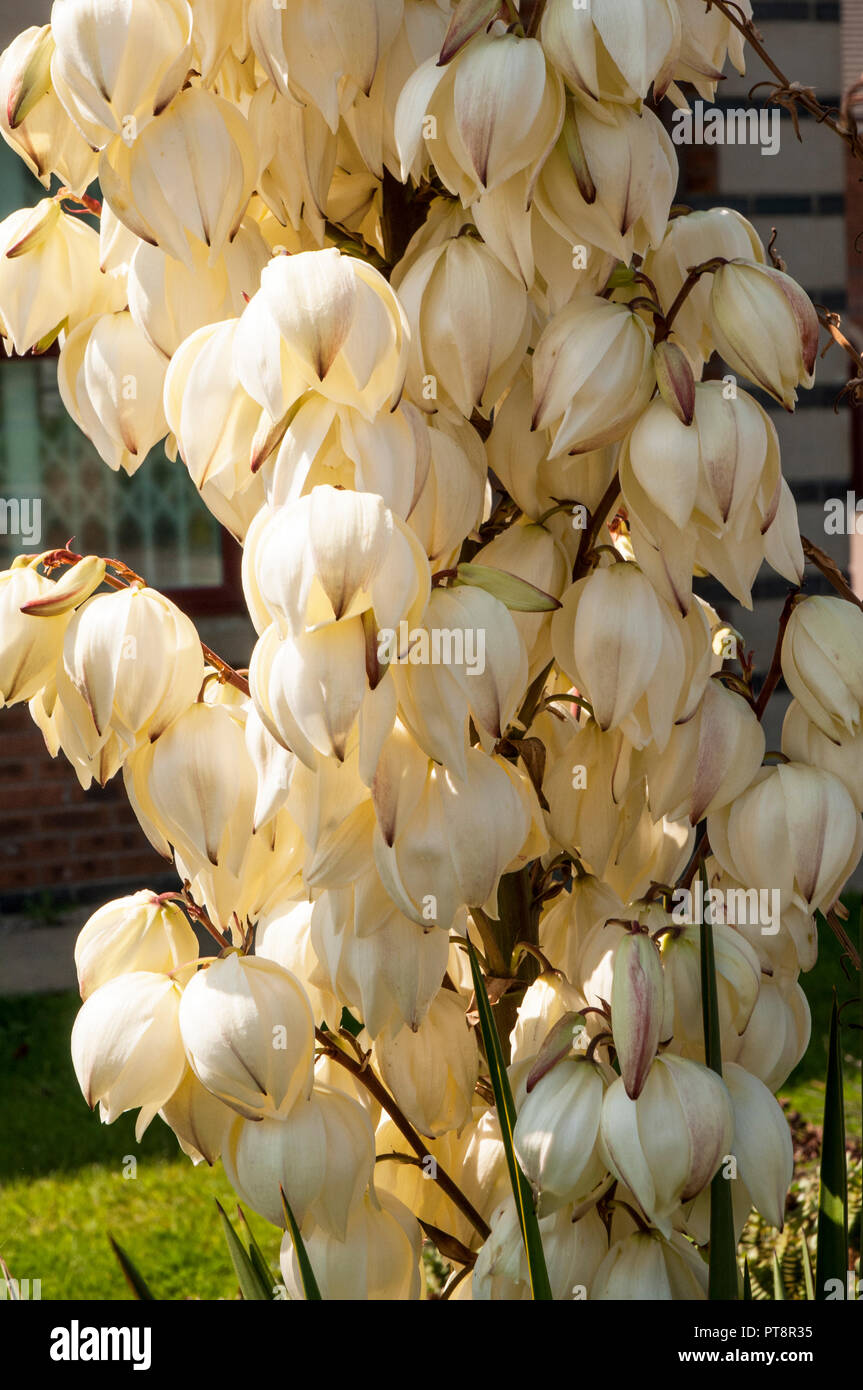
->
0, 0, 860, 903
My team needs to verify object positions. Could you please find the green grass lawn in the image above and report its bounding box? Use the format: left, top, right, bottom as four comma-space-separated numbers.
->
0, 991, 282, 1301
0, 909, 859, 1301
782, 907, 862, 1131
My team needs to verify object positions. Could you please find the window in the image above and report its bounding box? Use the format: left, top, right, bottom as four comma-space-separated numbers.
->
0, 144, 242, 612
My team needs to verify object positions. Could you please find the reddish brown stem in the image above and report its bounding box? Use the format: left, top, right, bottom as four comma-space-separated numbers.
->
754, 589, 801, 718
315, 1029, 491, 1241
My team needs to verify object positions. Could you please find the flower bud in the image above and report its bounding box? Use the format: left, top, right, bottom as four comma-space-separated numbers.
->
532, 298, 656, 455
674, 0, 752, 101
372, 733, 531, 930
158, 1066, 234, 1166
403, 417, 487, 568
643, 207, 764, 370
551, 564, 679, 746
248, 85, 336, 241
74, 890, 198, 1000
643, 681, 765, 824
255, 896, 339, 1027
19, 555, 107, 618
535, 100, 676, 265
0, 200, 121, 355
513, 1057, 607, 1211
129, 221, 268, 358
724, 1062, 793, 1230
592, 1229, 707, 1300
99, 88, 256, 269
396, 32, 564, 203
0, 566, 70, 707
708, 762, 863, 916
373, 989, 479, 1138
654, 339, 696, 426
310, 873, 449, 1038
660, 922, 761, 1059
780, 595, 863, 742
286, 733, 378, 889
279, 1189, 422, 1301
250, 616, 396, 766
731, 978, 810, 1092
611, 931, 665, 1099
472, 519, 569, 681
395, 234, 530, 420
782, 699, 863, 812
249, 0, 402, 133
30, 668, 128, 789
539, 875, 624, 981
223, 1085, 376, 1236
50, 0, 193, 148
619, 382, 784, 612
63, 585, 205, 748
243, 487, 430, 641
708, 260, 818, 410
540, 0, 681, 108
0, 25, 98, 193
390, 585, 528, 778
600, 1053, 734, 1236
509, 971, 585, 1065
71, 970, 187, 1138
58, 311, 169, 475
178, 954, 315, 1122
234, 248, 409, 421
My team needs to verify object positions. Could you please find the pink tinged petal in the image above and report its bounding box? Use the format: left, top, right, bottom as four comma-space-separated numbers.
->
657, 1055, 734, 1202
600, 1078, 658, 1226
307, 488, 392, 622
768, 268, 819, 379
654, 340, 695, 426
263, 249, 357, 382
611, 932, 664, 1099
453, 35, 546, 191
439, 0, 505, 65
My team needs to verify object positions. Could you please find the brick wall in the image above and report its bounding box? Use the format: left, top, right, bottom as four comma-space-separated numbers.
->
0, 704, 171, 900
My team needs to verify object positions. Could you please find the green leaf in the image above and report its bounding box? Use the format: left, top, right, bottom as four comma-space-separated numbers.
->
215, 1200, 272, 1301
466, 938, 552, 1300
339, 1006, 364, 1038
236, 1205, 277, 1296
455, 563, 562, 612
699, 866, 738, 1300
604, 265, 638, 291
107, 1235, 156, 1301
815, 992, 848, 1300
801, 1229, 815, 1301
280, 1187, 322, 1301
439, 0, 504, 65
742, 1258, 752, 1301
772, 1252, 786, 1301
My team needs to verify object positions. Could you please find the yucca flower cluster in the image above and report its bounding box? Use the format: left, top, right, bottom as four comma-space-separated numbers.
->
0, 0, 856, 1301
